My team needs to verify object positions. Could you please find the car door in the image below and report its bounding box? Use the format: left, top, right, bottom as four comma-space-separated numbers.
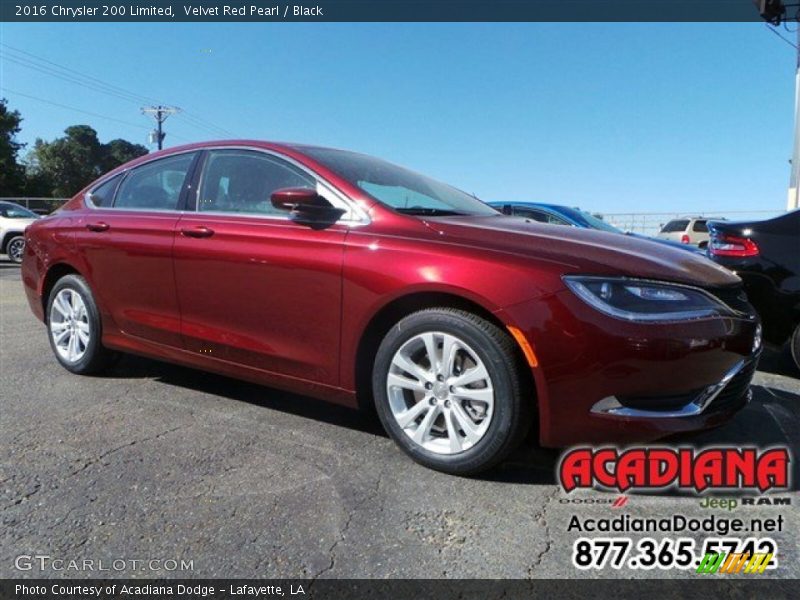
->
74, 152, 199, 347
172, 149, 348, 386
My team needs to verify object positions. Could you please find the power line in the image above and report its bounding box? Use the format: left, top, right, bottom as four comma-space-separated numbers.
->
765, 22, 799, 49
0, 43, 160, 105
0, 87, 192, 142
0, 44, 237, 139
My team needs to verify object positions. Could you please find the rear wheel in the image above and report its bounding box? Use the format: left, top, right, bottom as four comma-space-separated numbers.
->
372, 308, 530, 475
46, 274, 117, 374
6, 235, 24, 264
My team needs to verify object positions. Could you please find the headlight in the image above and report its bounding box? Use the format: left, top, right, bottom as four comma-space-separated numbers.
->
563, 276, 737, 322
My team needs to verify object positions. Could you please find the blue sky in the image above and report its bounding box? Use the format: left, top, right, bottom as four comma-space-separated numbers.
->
0, 23, 795, 215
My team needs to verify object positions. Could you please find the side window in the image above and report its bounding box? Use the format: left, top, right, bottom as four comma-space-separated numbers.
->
661, 219, 689, 233
197, 150, 315, 216
692, 220, 708, 232
114, 153, 195, 211
88, 174, 123, 207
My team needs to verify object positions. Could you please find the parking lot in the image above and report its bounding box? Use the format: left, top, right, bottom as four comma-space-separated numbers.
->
1, 260, 799, 579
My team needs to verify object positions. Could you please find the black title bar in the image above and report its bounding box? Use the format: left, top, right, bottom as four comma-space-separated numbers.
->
0, 1, 789, 23
1, 579, 799, 600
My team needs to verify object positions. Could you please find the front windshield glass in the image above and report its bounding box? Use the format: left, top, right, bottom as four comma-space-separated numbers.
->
575, 209, 621, 234
300, 147, 499, 217
0, 204, 37, 218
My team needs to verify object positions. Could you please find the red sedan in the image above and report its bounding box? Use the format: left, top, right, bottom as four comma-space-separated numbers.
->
21, 141, 761, 474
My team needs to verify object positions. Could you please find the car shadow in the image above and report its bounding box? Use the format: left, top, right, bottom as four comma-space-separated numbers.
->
105, 353, 387, 438
102, 353, 798, 489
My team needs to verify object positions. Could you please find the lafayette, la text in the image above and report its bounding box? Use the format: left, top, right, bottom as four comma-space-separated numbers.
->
16, 584, 306, 597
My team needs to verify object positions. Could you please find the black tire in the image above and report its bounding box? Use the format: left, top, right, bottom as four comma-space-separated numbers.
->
46, 274, 117, 375
791, 323, 800, 374
372, 308, 531, 475
6, 235, 25, 264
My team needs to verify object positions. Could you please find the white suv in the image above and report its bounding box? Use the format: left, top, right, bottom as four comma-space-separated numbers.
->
0, 202, 39, 264
656, 216, 723, 248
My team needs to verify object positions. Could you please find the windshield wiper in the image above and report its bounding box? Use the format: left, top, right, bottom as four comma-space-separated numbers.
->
396, 207, 469, 216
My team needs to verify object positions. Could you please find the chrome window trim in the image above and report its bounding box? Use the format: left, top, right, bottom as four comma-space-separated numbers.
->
85, 146, 371, 226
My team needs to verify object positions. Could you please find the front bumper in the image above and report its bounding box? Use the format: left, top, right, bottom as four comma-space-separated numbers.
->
589, 355, 757, 418
499, 288, 760, 447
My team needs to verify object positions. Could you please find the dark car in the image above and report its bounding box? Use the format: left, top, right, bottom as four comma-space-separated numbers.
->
489, 201, 701, 253
707, 210, 800, 370
22, 141, 760, 475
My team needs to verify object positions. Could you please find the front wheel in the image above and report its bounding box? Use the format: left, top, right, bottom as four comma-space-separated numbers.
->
46, 274, 117, 374
372, 308, 531, 475
6, 235, 25, 264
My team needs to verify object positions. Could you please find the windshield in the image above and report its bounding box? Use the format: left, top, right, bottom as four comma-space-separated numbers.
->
0, 203, 38, 219
300, 147, 499, 217
574, 209, 622, 234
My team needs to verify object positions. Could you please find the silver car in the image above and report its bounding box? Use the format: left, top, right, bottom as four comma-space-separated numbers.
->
656, 216, 723, 248
0, 202, 39, 264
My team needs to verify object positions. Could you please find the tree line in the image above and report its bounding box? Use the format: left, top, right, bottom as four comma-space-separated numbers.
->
0, 97, 149, 198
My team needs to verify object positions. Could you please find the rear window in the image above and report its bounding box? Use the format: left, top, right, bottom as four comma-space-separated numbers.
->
692, 219, 708, 232
661, 219, 689, 233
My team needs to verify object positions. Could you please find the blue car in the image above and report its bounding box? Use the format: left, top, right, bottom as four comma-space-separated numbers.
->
489, 201, 701, 253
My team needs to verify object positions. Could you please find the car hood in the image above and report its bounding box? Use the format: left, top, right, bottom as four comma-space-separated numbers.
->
421, 216, 740, 288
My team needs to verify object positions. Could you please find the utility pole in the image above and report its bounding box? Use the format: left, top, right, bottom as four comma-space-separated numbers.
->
141, 105, 181, 150
755, 1, 800, 209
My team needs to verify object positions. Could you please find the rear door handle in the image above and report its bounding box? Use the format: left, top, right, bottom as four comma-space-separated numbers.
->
180, 226, 215, 238
86, 222, 110, 232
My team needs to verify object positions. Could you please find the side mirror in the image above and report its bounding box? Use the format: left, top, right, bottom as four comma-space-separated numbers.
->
270, 187, 346, 229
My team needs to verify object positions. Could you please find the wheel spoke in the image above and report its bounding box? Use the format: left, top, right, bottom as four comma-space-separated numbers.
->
387, 372, 427, 393
53, 294, 71, 317
451, 363, 489, 387
391, 351, 432, 383
412, 404, 440, 445
453, 386, 494, 406
54, 329, 70, 345
75, 321, 90, 333
77, 329, 90, 347
441, 334, 459, 378
67, 332, 79, 361
395, 397, 431, 428
420, 332, 439, 374
444, 410, 464, 453
451, 401, 483, 444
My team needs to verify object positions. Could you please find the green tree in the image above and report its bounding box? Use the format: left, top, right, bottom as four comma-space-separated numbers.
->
30, 126, 148, 197
0, 98, 27, 196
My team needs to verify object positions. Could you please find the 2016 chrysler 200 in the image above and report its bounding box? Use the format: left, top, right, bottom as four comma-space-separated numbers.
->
21, 142, 761, 475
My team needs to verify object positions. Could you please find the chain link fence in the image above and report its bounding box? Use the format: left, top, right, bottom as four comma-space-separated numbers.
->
601, 210, 784, 236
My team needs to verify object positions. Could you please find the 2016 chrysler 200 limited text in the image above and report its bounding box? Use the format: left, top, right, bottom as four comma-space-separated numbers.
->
22, 141, 762, 474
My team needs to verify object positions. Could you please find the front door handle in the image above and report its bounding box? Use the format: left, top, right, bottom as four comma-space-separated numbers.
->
86, 222, 110, 232
181, 226, 215, 238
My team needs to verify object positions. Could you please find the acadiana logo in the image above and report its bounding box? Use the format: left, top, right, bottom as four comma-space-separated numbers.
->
558, 446, 790, 494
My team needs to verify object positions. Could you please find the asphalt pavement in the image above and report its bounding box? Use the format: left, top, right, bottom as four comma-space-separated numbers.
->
1, 260, 798, 579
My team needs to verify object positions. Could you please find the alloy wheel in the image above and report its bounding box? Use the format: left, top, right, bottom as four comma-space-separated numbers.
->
386, 331, 494, 455
49, 288, 91, 363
